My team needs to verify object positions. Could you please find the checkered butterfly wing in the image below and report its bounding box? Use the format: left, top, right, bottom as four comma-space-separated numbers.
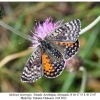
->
46, 19, 81, 43
56, 40, 80, 60
21, 46, 43, 83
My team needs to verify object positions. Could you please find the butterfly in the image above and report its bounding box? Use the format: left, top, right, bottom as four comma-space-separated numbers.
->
21, 19, 81, 82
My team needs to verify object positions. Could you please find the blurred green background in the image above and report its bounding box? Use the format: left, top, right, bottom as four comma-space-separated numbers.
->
0, 2, 100, 92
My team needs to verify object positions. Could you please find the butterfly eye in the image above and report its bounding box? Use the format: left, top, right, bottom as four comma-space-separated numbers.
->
41, 41, 46, 46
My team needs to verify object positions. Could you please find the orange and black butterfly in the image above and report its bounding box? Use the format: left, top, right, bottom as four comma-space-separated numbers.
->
21, 19, 81, 82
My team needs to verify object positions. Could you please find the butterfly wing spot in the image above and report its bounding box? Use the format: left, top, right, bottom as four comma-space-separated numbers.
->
56, 42, 73, 47
42, 53, 65, 78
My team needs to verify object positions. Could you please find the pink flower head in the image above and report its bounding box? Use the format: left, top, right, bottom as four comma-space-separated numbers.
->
31, 17, 63, 48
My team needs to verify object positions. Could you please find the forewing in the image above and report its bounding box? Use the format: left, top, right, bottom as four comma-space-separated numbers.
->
21, 46, 43, 83
56, 40, 80, 60
42, 53, 65, 78
46, 19, 81, 42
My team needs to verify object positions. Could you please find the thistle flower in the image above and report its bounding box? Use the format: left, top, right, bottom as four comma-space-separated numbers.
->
65, 56, 83, 73
31, 17, 63, 48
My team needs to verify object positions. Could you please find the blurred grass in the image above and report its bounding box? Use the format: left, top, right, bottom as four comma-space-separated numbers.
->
0, 2, 100, 92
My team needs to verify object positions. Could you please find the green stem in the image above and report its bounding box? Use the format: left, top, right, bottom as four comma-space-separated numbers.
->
61, 72, 76, 92
79, 66, 87, 92
80, 16, 100, 35
0, 21, 33, 42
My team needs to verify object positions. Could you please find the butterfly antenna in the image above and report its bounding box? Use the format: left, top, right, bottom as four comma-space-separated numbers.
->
30, 30, 41, 41
34, 20, 40, 29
